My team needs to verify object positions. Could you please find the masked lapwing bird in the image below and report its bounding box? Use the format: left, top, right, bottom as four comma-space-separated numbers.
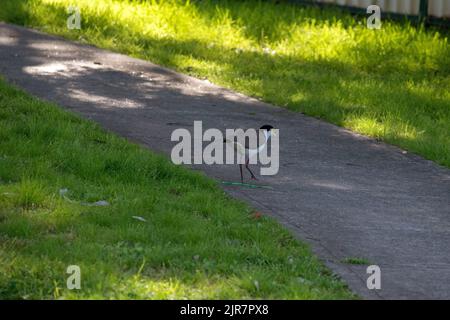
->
224, 125, 276, 183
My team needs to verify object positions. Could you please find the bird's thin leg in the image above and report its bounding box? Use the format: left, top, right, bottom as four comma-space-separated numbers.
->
245, 159, 258, 180
239, 164, 243, 183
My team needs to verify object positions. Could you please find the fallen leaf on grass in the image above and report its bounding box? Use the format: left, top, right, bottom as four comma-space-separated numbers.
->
252, 212, 263, 219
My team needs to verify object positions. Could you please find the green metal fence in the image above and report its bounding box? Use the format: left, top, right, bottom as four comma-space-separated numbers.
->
419, 0, 429, 21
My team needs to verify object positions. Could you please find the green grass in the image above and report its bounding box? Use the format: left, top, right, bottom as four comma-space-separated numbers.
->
1, 0, 449, 167
0, 78, 353, 299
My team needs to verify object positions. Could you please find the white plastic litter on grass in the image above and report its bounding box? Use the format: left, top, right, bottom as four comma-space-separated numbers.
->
86, 200, 110, 206
59, 188, 109, 206
132, 216, 147, 222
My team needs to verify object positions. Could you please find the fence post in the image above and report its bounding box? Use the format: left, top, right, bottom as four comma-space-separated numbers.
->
419, 0, 429, 22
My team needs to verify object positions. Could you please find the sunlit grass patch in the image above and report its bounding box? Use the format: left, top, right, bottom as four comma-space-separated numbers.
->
0, 0, 448, 166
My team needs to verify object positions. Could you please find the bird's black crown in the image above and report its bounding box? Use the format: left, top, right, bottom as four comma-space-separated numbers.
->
260, 124, 274, 131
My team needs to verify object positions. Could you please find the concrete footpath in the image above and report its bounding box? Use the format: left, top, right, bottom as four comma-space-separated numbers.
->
1, 23, 449, 299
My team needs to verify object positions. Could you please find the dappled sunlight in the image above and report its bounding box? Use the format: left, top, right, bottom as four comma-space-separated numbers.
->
61, 272, 248, 299
68, 88, 146, 109
344, 116, 388, 139
24, 62, 69, 74
0, 33, 17, 46
309, 180, 353, 191
23, 60, 104, 75
1, 0, 449, 169
281, 23, 358, 60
